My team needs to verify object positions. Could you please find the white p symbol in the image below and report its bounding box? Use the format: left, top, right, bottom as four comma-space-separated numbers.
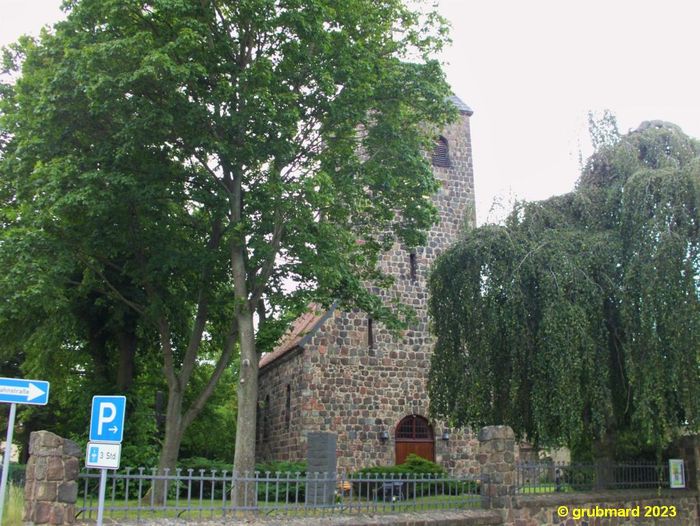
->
98, 402, 117, 434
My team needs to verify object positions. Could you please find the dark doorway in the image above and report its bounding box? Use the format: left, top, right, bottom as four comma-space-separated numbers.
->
394, 415, 435, 464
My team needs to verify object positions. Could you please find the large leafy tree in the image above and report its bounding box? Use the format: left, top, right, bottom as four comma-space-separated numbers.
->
1, 0, 454, 495
0, 21, 235, 472
429, 121, 700, 458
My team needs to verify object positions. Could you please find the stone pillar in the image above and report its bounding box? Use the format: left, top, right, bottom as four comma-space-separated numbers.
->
24, 431, 80, 525
478, 425, 516, 510
671, 435, 700, 492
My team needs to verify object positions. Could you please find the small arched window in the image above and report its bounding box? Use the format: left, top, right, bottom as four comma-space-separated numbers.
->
432, 136, 451, 167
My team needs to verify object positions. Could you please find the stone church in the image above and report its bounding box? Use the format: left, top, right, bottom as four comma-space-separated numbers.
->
257, 95, 480, 474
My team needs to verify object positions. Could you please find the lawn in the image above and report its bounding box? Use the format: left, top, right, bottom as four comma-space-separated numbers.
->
76, 493, 481, 521
4, 484, 24, 526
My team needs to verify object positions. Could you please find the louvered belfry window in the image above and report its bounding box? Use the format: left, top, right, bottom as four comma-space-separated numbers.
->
432, 136, 450, 167
396, 415, 433, 440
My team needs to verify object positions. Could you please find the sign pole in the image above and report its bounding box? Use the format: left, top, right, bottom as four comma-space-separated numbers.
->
86, 396, 126, 526
0, 402, 17, 526
96, 468, 107, 526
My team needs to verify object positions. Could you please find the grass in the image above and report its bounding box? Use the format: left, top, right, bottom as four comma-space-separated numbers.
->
4, 484, 24, 526
76, 493, 481, 521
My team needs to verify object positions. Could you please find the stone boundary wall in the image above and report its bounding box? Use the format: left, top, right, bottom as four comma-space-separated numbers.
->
23, 430, 80, 525
477, 425, 700, 525
511, 491, 698, 525
20, 426, 700, 525
87, 510, 504, 526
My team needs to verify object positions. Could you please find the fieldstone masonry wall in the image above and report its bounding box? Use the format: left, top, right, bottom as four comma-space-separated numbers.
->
256, 347, 306, 461
23, 431, 80, 525
258, 109, 479, 473
476, 425, 700, 526
478, 426, 516, 510
671, 435, 700, 493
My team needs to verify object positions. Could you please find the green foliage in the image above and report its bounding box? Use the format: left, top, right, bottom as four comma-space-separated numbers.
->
356, 453, 446, 476
352, 454, 474, 498
179, 363, 237, 463
6, 463, 26, 486
4, 483, 23, 526
256, 460, 307, 475
429, 121, 700, 458
255, 460, 307, 503
1, 0, 453, 474
178, 457, 232, 474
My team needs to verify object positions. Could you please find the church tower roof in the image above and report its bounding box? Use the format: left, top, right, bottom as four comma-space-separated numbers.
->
448, 95, 473, 115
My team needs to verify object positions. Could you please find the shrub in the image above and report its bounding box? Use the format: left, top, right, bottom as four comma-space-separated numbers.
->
172, 457, 233, 499
8, 463, 26, 487
255, 460, 307, 503
351, 454, 451, 498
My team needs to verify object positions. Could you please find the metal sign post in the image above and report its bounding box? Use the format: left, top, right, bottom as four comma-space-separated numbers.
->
0, 404, 16, 526
88, 396, 126, 526
0, 377, 50, 526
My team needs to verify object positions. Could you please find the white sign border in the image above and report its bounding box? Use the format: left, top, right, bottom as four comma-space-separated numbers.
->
669, 458, 685, 489
85, 442, 122, 470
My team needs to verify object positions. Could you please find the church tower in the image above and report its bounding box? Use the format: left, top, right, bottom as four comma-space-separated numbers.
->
257, 96, 478, 472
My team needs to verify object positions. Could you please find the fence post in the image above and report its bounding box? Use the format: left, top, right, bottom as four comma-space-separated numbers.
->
478, 426, 516, 512
23, 431, 80, 525
672, 435, 700, 492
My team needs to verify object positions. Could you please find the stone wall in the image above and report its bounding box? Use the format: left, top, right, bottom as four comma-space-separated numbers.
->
257, 110, 479, 473
478, 426, 516, 510
476, 425, 700, 526
23, 431, 80, 525
670, 435, 700, 493
257, 347, 306, 463
511, 491, 699, 526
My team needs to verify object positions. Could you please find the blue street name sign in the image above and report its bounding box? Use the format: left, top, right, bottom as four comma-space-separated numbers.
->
0, 377, 50, 405
89, 396, 126, 443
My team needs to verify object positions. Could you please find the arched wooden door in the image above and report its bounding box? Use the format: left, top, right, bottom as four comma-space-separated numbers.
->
395, 415, 435, 464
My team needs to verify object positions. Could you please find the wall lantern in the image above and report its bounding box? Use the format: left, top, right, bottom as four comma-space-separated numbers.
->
379, 430, 389, 443
441, 429, 450, 442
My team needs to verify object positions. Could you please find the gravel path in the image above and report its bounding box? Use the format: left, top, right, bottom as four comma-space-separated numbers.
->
92, 509, 502, 526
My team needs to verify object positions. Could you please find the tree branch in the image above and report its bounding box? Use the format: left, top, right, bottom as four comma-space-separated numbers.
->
179, 218, 224, 385
250, 214, 284, 307
182, 316, 238, 429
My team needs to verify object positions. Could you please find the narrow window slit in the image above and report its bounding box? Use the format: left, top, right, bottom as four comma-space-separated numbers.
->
285, 384, 291, 430
410, 252, 417, 281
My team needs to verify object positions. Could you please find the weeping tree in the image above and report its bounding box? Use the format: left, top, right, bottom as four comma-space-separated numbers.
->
429, 121, 700, 458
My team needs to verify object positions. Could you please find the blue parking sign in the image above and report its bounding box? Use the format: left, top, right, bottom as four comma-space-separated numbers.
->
89, 396, 126, 443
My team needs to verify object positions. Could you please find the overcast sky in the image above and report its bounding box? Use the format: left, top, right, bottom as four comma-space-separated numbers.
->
2, 0, 700, 224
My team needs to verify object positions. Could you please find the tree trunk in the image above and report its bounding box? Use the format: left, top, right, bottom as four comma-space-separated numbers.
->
115, 327, 137, 392
232, 308, 258, 508
86, 324, 110, 388
150, 386, 185, 504
228, 162, 259, 508
593, 431, 616, 489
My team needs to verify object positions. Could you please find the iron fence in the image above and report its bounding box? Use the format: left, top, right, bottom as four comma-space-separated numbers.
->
517, 460, 670, 493
77, 468, 481, 521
